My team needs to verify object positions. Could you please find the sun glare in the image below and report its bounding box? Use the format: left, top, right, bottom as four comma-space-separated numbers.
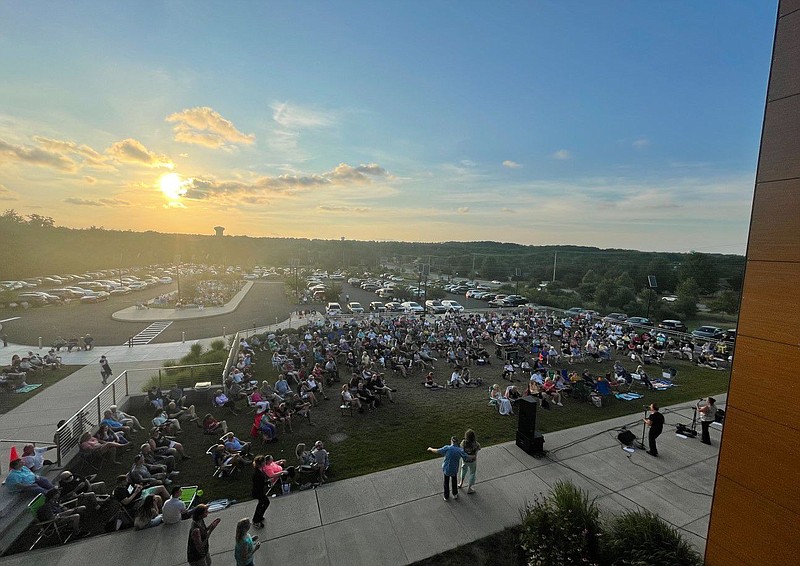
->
159, 173, 187, 201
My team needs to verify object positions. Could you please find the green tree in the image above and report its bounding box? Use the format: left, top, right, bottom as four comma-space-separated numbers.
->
678, 252, 719, 294
675, 277, 700, 318
709, 289, 740, 314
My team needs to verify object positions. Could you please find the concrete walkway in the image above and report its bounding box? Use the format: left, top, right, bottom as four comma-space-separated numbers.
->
0, 395, 722, 565
111, 281, 254, 322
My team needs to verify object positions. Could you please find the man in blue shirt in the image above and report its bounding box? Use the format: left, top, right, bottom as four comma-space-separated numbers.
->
5, 459, 54, 496
427, 436, 469, 501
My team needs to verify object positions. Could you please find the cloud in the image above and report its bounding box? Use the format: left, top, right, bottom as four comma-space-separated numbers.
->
271, 102, 335, 130
460, 160, 476, 168
502, 160, 521, 169
552, 149, 571, 160
181, 162, 389, 201
317, 204, 371, 213
166, 107, 255, 148
500, 207, 515, 213
633, 137, 650, 149
0, 183, 18, 200
33, 136, 112, 170
0, 138, 77, 171
457, 207, 470, 214
106, 138, 173, 168
64, 197, 130, 207
84, 176, 97, 184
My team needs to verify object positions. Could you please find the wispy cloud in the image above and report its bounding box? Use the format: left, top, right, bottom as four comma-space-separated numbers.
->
552, 149, 571, 160
500, 207, 515, 213
502, 160, 521, 169
106, 139, 173, 169
457, 207, 470, 214
181, 162, 389, 201
166, 107, 255, 149
633, 137, 650, 149
64, 197, 130, 207
271, 102, 335, 130
34, 136, 113, 170
0, 138, 77, 171
317, 204, 371, 214
84, 176, 97, 184
0, 183, 18, 200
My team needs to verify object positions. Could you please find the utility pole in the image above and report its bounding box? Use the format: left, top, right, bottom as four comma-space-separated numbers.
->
552, 251, 558, 282
472, 254, 476, 281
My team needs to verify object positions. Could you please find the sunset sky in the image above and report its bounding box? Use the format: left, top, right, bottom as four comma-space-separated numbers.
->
0, 2, 777, 253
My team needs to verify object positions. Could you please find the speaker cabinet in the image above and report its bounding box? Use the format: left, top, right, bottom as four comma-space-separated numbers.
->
617, 430, 636, 446
516, 430, 545, 455
517, 396, 539, 436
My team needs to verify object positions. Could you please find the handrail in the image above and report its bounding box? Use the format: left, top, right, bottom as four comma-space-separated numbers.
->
0, 439, 55, 446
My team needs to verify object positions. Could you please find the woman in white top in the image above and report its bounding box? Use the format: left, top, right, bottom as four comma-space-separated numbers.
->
491, 384, 513, 415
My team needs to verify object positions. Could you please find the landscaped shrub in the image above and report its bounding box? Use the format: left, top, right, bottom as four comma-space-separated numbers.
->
519, 480, 602, 565
210, 339, 226, 351
602, 510, 702, 566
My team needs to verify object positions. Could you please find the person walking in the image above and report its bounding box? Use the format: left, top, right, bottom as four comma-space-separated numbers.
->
187, 504, 220, 566
427, 436, 469, 501
234, 518, 261, 566
644, 403, 665, 457
697, 397, 717, 445
458, 429, 481, 494
250, 455, 270, 529
99, 355, 112, 386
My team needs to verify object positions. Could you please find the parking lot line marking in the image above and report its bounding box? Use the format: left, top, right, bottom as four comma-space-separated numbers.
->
0, 317, 21, 323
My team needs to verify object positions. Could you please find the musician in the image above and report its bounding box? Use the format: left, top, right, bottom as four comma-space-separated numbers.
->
697, 397, 717, 445
644, 403, 664, 457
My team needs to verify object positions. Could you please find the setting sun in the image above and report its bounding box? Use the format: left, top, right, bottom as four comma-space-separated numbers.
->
159, 173, 186, 201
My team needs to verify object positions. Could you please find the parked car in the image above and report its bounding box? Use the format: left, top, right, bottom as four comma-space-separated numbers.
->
691, 325, 725, 340
626, 317, 653, 327
384, 301, 404, 312
158, 276, 173, 284
503, 295, 528, 306
723, 328, 737, 343
488, 297, 509, 308
347, 302, 365, 314
401, 301, 425, 313
47, 288, 85, 300
440, 299, 464, 312
369, 301, 386, 312
658, 319, 688, 333
566, 307, 585, 315
80, 291, 110, 303
326, 302, 342, 315
604, 312, 628, 322
425, 300, 447, 314
17, 292, 51, 305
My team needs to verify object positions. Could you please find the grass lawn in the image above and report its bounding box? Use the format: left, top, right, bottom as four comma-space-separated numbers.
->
80, 353, 730, 505
0, 365, 81, 415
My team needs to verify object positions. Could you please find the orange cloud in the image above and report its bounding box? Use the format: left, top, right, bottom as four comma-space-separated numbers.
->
106, 139, 173, 169
166, 107, 255, 149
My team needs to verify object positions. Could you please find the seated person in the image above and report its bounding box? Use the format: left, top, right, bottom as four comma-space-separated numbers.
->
79, 431, 124, 465
129, 454, 168, 486
253, 407, 278, 442
112, 475, 168, 519
147, 387, 165, 409
542, 377, 564, 406
5, 458, 55, 495
504, 384, 522, 401
149, 428, 189, 460
141, 443, 176, 473
295, 442, 324, 484
21, 443, 56, 472
202, 413, 228, 435
58, 471, 107, 510
212, 444, 246, 471
490, 384, 513, 416
167, 384, 187, 407
44, 350, 62, 369
83, 334, 94, 351
161, 485, 192, 524
356, 380, 378, 410
311, 440, 331, 480
213, 389, 238, 414
226, 379, 248, 402
367, 374, 396, 401
340, 383, 363, 412
134, 494, 163, 530
36, 488, 89, 537
272, 402, 294, 433
96, 423, 130, 445
260, 455, 289, 486
222, 432, 253, 458
291, 396, 313, 424
424, 372, 442, 389
273, 376, 292, 398
152, 408, 181, 434
501, 362, 516, 381
166, 401, 199, 423
449, 368, 465, 388
298, 379, 319, 406
109, 404, 144, 432
101, 410, 132, 436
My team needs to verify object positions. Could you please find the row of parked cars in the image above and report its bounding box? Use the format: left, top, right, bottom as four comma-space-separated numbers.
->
596, 310, 735, 342
5, 272, 174, 307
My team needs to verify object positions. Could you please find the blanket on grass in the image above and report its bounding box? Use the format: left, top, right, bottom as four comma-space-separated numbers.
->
615, 392, 644, 401
15, 383, 42, 394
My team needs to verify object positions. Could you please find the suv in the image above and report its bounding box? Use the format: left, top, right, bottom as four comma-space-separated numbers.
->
326, 302, 342, 315
425, 300, 447, 314
401, 301, 425, 313
369, 301, 386, 312
347, 302, 365, 314
604, 312, 628, 322
691, 325, 724, 340
441, 299, 464, 312
626, 316, 653, 327
658, 319, 688, 333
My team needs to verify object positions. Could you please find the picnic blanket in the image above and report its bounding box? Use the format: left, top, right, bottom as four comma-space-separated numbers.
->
652, 379, 675, 391
15, 383, 42, 394
615, 392, 644, 401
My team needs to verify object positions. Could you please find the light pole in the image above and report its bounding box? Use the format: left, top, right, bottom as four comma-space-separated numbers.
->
175, 255, 181, 304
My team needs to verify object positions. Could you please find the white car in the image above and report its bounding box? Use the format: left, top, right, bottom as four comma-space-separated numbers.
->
326, 302, 342, 315
158, 277, 173, 284
401, 301, 425, 313
347, 302, 365, 314
441, 300, 464, 312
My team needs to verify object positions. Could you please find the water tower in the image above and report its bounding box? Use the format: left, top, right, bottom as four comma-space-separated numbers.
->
214, 226, 225, 237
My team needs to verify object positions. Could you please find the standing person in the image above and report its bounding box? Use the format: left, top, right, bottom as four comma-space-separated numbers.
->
99, 355, 112, 385
250, 455, 270, 529
426, 436, 469, 501
234, 518, 261, 566
187, 504, 221, 566
697, 397, 717, 445
458, 429, 481, 494
644, 403, 665, 457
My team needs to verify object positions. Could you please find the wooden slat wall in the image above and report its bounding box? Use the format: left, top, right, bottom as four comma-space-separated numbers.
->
705, 2, 800, 563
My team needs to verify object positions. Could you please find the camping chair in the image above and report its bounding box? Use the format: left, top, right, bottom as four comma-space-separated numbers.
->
27, 493, 75, 550
595, 380, 613, 396
488, 386, 498, 407
571, 381, 592, 403
78, 446, 108, 473
207, 446, 238, 478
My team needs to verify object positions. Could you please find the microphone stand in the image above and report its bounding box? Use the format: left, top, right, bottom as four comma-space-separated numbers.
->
639, 406, 648, 450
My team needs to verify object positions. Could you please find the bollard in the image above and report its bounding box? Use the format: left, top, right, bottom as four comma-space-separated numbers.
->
223, 326, 226, 338
38, 336, 42, 349
182, 331, 185, 343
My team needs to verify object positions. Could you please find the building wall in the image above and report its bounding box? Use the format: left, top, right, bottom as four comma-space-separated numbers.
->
705, 1, 800, 564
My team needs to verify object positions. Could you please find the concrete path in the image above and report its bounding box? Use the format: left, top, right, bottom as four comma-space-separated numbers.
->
111, 282, 254, 322
0, 395, 722, 565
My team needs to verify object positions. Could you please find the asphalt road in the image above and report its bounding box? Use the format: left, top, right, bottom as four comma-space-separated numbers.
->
0, 281, 293, 347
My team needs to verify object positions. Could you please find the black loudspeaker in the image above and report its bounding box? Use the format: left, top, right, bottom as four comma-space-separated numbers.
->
516, 431, 545, 455
617, 430, 636, 446
517, 396, 538, 436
